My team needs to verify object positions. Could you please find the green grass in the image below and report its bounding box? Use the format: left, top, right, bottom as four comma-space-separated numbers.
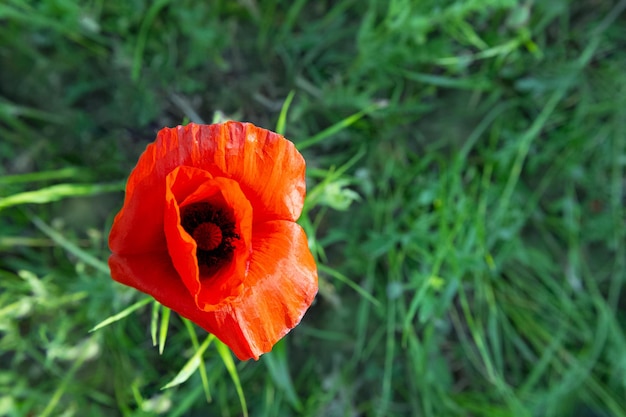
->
1, 0, 625, 416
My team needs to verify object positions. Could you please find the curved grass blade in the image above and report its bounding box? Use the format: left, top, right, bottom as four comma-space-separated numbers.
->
318, 264, 381, 307
161, 334, 215, 390
151, 301, 160, 346
215, 340, 248, 417
89, 297, 152, 332
276, 90, 296, 136
296, 101, 386, 151
182, 319, 212, 403
158, 306, 171, 355
30, 215, 110, 274
0, 167, 82, 185
0, 181, 124, 210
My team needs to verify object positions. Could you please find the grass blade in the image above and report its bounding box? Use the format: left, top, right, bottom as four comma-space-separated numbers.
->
30, 215, 110, 274
275, 90, 295, 136
215, 339, 248, 417
0, 167, 82, 185
182, 319, 212, 403
318, 264, 380, 307
161, 334, 214, 390
158, 306, 171, 355
0, 181, 124, 210
151, 301, 160, 346
296, 101, 385, 150
89, 297, 152, 332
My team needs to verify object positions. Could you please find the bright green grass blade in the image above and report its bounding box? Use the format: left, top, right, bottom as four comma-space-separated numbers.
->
151, 301, 160, 346
296, 101, 385, 150
262, 339, 302, 412
0, 181, 124, 210
182, 318, 212, 403
30, 215, 110, 274
211, 111, 227, 124
89, 297, 152, 332
158, 306, 171, 355
215, 339, 248, 417
306, 145, 366, 182
0, 167, 81, 185
0, 236, 55, 247
161, 334, 215, 390
318, 264, 380, 307
275, 90, 295, 136
130, 382, 143, 410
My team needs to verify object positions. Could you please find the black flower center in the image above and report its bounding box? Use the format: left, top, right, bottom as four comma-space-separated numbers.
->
180, 202, 239, 274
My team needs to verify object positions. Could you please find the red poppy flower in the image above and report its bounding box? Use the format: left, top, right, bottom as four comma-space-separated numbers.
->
108, 122, 318, 360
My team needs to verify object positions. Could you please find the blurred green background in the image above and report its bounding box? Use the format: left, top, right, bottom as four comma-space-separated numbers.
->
1, 0, 625, 416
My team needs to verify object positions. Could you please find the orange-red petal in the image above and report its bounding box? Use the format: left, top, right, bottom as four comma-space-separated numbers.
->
109, 252, 256, 358
109, 218, 318, 361
163, 165, 253, 311
194, 122, 307, 223
109, 122, 305, 256
225, 220, 318, 359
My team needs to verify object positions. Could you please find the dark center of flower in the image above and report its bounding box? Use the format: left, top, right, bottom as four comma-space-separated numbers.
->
180, 202, 239, 274
192, 222, 222, 251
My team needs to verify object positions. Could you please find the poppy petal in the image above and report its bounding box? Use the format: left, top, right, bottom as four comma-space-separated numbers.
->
163, 165, 253, 311
108, 147, 167, 255
205, 122, 306, 223
109, 122, 305, 255
108, 133, 178, 255
213, 220, 318, 360
108, 253, 255, 358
